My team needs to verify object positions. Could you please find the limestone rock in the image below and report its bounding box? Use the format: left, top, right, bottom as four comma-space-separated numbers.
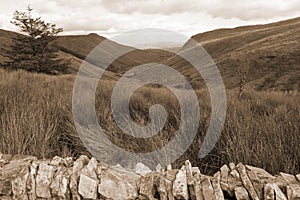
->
192, 171, 204, 200
287, 184, 300, 200
185, 160, 193, 186
296, 174, 300, 182
50, 156, 65, 166
201, 177, 215, 200
35, 163, 55, 198
246, 168, 264, 199
211, 172, 224, 200
63, 157, 73, 168
139, 172, 156, 199
172, 165, 188, 200
11, 167, 29, 200
245, 165, 274, 180
135, 162, 152, 176
0, 154, 12, 167
0, 196, 13, 200
227, 170, 242, 195
236, 163, 259, 200
159, 178, 173, 200
231, 169, 240, 179
234, 186, 249, 200
166, 169, 179, 182
69, 155, 89, 200
273, 183, 287, 200
78, 174, 98, 199
50, 167, 71, 199
220, 164, 230, 191
0, 178, 12, 196
157, 175, 168, 200
78, 158, 99, 199
99, 165, 140, 200
0, 155, 36, 196
264, 183, 275, 200
26, 161, 38, 200
280, 172, 298, 184
229, 163, 236, 171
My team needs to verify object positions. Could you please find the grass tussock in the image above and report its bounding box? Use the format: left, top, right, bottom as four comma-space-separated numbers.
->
0, 68, 299, 174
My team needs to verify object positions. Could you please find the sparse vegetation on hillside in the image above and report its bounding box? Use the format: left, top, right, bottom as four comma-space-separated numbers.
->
0, 69, 299, 175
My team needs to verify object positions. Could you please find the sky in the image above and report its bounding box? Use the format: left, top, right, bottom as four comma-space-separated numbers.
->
1, 0, 300, 40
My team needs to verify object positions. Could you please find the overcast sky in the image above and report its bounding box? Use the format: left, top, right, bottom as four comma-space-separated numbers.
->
1, 0, 300, 39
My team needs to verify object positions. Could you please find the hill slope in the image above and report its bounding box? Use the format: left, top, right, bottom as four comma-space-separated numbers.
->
0, 17, 299, 90
175, 17, 300, 90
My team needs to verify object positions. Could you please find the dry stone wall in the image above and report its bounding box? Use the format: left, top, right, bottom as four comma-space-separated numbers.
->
0, 153, 300, 200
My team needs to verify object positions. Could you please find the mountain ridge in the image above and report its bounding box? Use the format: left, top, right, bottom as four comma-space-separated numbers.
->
0, 16, 299, 91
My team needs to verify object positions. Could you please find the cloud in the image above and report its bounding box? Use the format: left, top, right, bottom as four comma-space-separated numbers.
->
99, 0, 300, 20
0, 0, 299, 37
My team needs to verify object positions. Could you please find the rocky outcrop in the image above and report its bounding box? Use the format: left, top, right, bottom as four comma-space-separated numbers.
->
0, 153, 300, 200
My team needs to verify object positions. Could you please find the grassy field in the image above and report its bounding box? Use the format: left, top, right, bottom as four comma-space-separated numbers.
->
0, 68, 299, 175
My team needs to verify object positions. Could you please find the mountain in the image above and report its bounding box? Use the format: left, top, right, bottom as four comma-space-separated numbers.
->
0, 17, 299, 91
175, 17, 300, 90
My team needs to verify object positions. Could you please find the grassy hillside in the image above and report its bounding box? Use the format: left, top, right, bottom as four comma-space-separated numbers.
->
1, 17, 299, 91
0, 68, 299, 174
176, 17, 300, 90
0, 17, 299, 174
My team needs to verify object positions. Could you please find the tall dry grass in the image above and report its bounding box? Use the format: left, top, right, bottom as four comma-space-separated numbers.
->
0, 68, 299, 174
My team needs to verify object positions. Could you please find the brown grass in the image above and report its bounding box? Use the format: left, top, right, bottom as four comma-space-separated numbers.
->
0, 68, 299, 174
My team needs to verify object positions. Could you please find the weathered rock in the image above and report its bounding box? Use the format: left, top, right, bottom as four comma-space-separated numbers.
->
185, 160, 193, 186
0, 196, 13, 200
236, 163, 259, 200
273, 183, 287, 200
201, 177, 215, 200
185, 160, 197, 199
139, 172, 155, 199
11, 167, 29, 200
264, 183, 275, 200
99, 165, 140, 200
234, 186, 249, 200
229, 163, 236, 171
69, 155, 89, 200
280, 172, 298, 184
296, 174, 300, 182
287, 184, 300, 200
0, 178, 12, 196
156, 163, 162, 172
192, 171, 204, 200
220, 164, 230, 191
35, 163, 55, 198
135, 162, 152, 176
78, 158, 98, 199
246, 167, 264, 199
0, 154, 12, 167
173, 165, 189, 200
211, 172, 224, 200
78, 174, 98, 199
50, 156, 65, 166
26, 161, 38, 200
227, 170, 242, 195
50, 167, 71, 199
161, 178, 174, 200
63, 157, 73, 168
230, 169, 240, 179
268, 175, 289, 191
166, 169, 179, 182
0, 155, 36, 196
157, 175, 168, 200
245, 165, 274, 180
